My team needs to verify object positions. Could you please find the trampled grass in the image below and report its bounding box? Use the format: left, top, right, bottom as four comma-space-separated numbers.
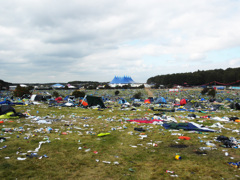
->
0, 90, 240, 179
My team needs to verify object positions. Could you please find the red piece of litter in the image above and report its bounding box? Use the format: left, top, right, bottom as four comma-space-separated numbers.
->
178, 136, 191, 140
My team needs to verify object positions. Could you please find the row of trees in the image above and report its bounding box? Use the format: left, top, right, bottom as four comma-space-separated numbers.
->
147, 67, 240, 86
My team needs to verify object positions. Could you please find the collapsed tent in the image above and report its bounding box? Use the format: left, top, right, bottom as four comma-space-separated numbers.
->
81, 95, 106, 108
154, 97, 167, 104
184, 102, 205, 109
0, 105, 24, 119
163, 122, 216, 132
55, 97, 63, 103
64, 95, 75, 101
150, 107, 175, 112
119, 99, 127, 104
0, 100, 12, 105
229, 102, 240, 110
0, 105, 16, 115
31, 95, 46, 101
0, 100, 25, 106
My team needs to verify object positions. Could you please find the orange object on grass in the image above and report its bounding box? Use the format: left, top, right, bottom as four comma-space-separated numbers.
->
144, 99, 151, 104
178, 136, 191, 140
79, 100, 88, 106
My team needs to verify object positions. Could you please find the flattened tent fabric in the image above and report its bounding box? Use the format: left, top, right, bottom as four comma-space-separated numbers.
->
119, 99, 127, 104
55, 97, 63, 103
85, 95, 106, 108
64, 95, 69, 101
0, 100, 12, 105
163, 122, 215, 132
151, 107, 175, 112
0, 105, 16, 115
31, 95, 45, 101
184, 102, 204, 109
230, 103, 240, 110
154, 97, 167, 104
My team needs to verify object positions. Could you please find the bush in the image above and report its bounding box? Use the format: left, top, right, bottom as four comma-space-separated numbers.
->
201, 88, 209, 95
104, 84, 111, 89
72, 90, 85, 98
133, 92, 142, 99
13, 85, 31, 97
201, 88, 216, 98
207, 88, 216, 98
115, 90, 120, 96
53, 91, 59, 98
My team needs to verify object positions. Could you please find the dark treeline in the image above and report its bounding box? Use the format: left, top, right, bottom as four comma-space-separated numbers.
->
0, 79, 12, 89
147, 67, 240, 86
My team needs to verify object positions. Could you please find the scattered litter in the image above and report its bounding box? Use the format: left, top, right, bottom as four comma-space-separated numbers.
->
166, 170, 174, 173
102, 161, 111, 164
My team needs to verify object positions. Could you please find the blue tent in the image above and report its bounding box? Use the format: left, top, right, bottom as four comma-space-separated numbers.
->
51, 84, 64, 88
64, 95, 69, 101
225, 98, 232, 102
154, 97, 167, 104
110, 76, 135, 84
0, 100, 12, 105
119, 99, 127, 104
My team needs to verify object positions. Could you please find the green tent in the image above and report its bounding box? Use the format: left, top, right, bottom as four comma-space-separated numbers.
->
84, 95, 106, 108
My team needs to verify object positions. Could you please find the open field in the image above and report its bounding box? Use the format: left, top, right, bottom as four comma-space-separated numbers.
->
0, 89, 240, 179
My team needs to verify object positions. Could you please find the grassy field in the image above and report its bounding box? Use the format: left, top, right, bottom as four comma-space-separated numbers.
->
0, 89, 240, 179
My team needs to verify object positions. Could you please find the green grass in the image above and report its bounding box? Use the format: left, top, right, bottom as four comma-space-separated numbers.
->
0, 90, 240, 179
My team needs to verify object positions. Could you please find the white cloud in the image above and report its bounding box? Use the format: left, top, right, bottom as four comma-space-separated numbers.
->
229, 58, 240, 66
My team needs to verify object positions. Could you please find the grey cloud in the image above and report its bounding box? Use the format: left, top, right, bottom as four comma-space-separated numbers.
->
1, 0, 240, 83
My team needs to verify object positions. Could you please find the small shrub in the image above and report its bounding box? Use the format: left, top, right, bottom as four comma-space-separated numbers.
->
72, 90, 85, 98
13, 85, 31, 97
53, 91, 59, 97
115, 90, 120, 96
207, 88, 216, 98
133, 92, 142, 99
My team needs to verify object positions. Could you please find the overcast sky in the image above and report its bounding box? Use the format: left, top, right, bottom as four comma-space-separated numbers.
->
0, 0, 240, 83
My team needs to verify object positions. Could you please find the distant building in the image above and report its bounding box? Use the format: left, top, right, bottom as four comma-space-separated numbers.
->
9, 84, 28, 91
